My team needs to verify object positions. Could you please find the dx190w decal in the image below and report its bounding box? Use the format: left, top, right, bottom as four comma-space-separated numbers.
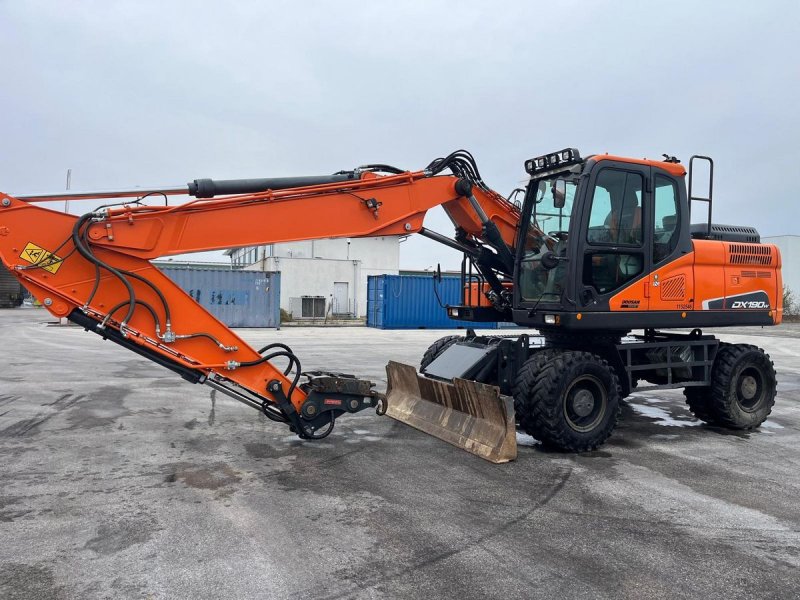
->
702, 290, 770, 310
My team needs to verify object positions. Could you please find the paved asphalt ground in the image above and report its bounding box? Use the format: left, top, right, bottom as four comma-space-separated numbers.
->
1, 309, 799, 599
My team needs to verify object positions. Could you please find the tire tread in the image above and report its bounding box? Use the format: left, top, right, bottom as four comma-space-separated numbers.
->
708, 343, 776, 430
514, 350, 621, 452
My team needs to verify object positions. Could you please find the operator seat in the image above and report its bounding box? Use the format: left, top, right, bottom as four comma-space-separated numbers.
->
592, 204, 643, 292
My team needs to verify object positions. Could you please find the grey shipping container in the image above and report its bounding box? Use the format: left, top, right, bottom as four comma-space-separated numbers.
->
367, 274, 497, 329
0, 265, 24, 308
157, 267, 280, 328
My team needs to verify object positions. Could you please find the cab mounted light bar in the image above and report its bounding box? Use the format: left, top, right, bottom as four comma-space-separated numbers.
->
525, 148, 582, 175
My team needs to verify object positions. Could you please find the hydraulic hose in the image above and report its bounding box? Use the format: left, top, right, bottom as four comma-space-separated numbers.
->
72, 214, 137, 329
101, 299, 162, 333
258, 343, 296, 375
238, 350, 302, 402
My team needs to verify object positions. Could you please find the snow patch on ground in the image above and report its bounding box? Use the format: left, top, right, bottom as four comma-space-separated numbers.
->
516, 432, 539, 447
761, 420, 784, 429
638, 396, 669, 404
629, 401, 702, 427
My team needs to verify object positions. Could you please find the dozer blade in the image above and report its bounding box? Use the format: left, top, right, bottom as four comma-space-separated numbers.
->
384, 361, 517, 463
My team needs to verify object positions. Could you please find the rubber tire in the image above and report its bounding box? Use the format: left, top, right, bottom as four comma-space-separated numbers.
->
683, 342, 728, 424
707, 344, 776, 429
684, 386, 719, 425
514, 350, 621, 452
419, 335, 462, 371
512, 349, 557, 419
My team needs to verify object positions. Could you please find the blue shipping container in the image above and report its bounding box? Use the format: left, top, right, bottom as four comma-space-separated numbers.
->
367, 274, 497, 329
158, 267, 280, 328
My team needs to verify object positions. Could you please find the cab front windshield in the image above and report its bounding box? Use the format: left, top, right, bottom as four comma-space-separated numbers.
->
519, 176, 578, 303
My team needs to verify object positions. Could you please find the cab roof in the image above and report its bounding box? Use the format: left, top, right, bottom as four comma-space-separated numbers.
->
591, 154, 687, 177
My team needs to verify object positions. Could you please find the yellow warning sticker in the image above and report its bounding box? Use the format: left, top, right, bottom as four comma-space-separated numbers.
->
19, 242, 63, 274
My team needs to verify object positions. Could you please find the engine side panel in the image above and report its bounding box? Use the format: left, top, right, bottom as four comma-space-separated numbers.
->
693, 239, 781, 323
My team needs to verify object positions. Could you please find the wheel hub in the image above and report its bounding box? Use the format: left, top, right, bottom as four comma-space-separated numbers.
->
734, 365, 766, 412
739, 375, 758, 400
572, 389, 595, 417
563, 375, 607, 433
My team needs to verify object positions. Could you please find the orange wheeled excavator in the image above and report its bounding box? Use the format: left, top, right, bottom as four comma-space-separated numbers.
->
0, 149, 782, 462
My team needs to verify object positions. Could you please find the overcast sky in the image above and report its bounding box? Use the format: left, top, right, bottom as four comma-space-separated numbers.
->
1, 1, 798, 269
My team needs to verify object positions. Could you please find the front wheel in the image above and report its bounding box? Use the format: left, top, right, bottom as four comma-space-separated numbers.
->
514, 350, 621, 452
512, 349, 556, 423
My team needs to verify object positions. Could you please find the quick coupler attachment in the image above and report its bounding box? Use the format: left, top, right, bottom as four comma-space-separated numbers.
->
293, 372, 385, 440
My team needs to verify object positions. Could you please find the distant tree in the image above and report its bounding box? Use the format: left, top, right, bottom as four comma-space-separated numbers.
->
784, 286, 797, 317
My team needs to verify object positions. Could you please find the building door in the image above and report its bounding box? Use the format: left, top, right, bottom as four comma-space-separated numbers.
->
333, 282, 349, 315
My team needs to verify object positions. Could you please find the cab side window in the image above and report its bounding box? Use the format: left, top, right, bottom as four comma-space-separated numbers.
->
583, 169, 645, 296
586, 170, 643, 246
653, 175, 679, 263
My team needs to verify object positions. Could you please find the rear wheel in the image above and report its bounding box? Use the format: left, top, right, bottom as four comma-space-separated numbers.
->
419, 335, 462, 371
684, 387, 718, 425
707, 344, 776, 429
514, 350, 621, 452
683, 342, 728, 424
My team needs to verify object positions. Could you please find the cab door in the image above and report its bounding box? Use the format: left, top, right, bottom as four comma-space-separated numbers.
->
577, 162, 651, 313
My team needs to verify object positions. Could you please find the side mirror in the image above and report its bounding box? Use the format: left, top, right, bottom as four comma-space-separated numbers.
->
552, 180, 566, 209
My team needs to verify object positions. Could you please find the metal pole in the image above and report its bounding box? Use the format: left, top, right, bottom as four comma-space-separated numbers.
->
64, 169, 72, 213
60, 169, 72, 326
15, 184, 189, 203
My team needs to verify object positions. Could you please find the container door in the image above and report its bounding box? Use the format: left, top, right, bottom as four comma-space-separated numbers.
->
367, 276, 379, 327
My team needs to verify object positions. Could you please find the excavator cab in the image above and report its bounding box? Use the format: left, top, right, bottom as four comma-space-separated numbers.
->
447, 149, 703, 329
510, 149, 687, 330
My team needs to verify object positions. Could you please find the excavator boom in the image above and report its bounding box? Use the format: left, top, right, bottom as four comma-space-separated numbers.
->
0, 153, 521, 459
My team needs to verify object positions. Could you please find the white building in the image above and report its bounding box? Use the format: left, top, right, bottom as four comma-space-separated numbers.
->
226, 237, 400, 318
764, 235, 799, 300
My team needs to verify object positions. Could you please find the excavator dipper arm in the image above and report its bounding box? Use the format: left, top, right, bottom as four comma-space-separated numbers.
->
0, 155, 520, 445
